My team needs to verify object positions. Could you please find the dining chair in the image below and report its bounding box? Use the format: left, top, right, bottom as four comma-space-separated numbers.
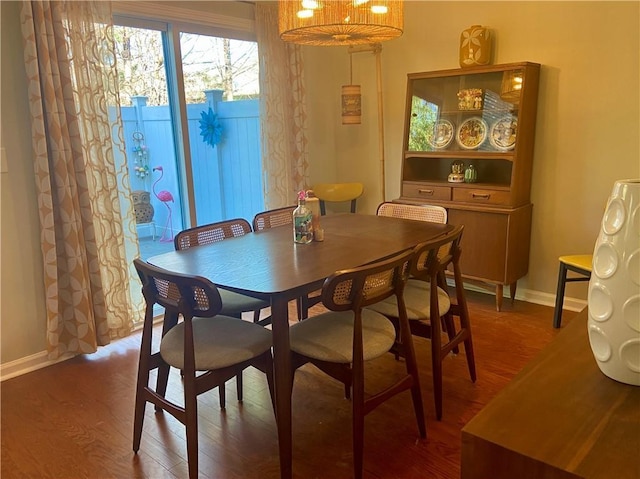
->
553, 254, 592, 328
288, 249, 426, 479
376, 201, 455, 350
252, 205, 297, 231
376, 201, 447, 224
132, 258, 274, 479
174, 218, 271, 408
252, 206, 320, 320
366, 225, 476, 420
312, 182, 364, 215
174, 218, 271, 326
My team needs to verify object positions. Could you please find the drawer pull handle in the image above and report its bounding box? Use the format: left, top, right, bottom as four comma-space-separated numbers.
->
418, 189, 434, 195
472, 193, 490, 200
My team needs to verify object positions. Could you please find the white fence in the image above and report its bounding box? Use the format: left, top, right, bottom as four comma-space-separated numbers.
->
119, 92, 264, 238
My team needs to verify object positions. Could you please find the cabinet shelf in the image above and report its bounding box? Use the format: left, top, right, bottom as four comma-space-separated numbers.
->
438, 108, 518, 116
415, 180, 510, 190
405, 151, 515, 160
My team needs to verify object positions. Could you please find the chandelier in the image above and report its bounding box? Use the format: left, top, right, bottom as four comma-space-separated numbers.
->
278, 0, 404, 46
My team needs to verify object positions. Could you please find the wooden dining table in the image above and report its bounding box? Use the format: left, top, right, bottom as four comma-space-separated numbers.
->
148, 213, 454, 479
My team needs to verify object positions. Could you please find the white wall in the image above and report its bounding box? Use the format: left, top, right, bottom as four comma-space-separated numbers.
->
1, 1, 48, 364
2, 1, 639, 368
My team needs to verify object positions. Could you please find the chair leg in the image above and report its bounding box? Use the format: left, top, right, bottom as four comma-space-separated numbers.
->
262, 353, 276, 416
236, 372, 243, 402
350, 199, 357, 213
351, 362, 365, 479
184, 377, 199, 479
429, 322, 445, 421
296, 297, 305, 320
155, 363, 171, 412
553, 262, 569, 328
402, 334, 426, 438
464, 336, 477, 383
456, 303, 477, 383
132, 395, 146, 453
432, 355, 443, 421
218, 383, 226, 409
442, 313, 459, 354
133, 369, 149, 452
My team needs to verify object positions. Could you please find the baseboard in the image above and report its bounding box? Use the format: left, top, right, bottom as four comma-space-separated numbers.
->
0, 319, 151, 382
449, 279, 588, 312
0, 350, 75, 382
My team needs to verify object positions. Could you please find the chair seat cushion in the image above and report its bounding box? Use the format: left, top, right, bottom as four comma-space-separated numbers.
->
289, 309, 395, 363
559, 254, 593, 272
218, 289, 270, 316
160, 316, 272, 371
366, 279, 451, 320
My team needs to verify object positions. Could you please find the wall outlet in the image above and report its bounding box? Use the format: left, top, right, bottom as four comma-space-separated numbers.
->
0, 147, 7, 174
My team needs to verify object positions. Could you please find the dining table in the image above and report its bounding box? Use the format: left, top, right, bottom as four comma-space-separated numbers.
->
148, 212, 454, 479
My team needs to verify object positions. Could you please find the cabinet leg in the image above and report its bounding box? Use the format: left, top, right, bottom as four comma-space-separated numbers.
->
495, 284, 503, 312
510, 281, 518, 303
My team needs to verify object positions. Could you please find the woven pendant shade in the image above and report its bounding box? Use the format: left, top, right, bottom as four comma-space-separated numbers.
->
279, 1, 403, 46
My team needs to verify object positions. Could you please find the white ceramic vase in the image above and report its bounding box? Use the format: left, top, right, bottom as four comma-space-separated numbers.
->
587, 179, 640, 386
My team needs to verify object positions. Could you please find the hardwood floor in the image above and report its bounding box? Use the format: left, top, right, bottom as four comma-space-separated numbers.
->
1, 291, 576, 479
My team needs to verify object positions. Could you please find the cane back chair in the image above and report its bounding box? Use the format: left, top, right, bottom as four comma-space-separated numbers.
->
132, 259, 274, 479
366, 225, 476, 420
288, 250, 426, 479
174, 218, 271, 407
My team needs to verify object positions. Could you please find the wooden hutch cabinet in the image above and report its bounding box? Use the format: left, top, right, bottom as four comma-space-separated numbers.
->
396, 62, 540, 310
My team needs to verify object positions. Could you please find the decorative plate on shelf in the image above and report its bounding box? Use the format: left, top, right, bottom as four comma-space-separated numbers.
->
489, 115, 518, 151
426, 119, 455, 149
456, 117, 488, 150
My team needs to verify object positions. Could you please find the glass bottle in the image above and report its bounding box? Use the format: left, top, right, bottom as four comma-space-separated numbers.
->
293, 190, 313, 244
305, 190, 321, 240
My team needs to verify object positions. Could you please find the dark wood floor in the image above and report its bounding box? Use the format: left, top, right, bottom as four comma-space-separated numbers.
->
1, 291, 576, 479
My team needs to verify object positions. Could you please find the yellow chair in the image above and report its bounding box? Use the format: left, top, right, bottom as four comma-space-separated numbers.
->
312, 182, 364, 215
553, 254, 592, 328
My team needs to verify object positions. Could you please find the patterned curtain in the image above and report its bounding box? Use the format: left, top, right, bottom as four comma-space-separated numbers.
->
20, 1, 141, 359
255, 2, 309, 209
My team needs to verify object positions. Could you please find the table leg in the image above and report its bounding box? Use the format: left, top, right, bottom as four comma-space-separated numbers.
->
271, 294, 292, 479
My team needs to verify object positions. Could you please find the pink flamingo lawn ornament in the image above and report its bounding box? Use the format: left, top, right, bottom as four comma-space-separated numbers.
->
152, 166, 175, 243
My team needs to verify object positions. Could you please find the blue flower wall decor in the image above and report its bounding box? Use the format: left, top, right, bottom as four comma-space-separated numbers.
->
199, 107, 223, 147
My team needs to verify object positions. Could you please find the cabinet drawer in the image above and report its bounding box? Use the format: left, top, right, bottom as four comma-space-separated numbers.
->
453, 188, 511, 206
402, 183, 451, 201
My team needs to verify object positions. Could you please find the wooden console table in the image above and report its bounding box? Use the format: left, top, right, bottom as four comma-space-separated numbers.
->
461, 308, 640, 479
